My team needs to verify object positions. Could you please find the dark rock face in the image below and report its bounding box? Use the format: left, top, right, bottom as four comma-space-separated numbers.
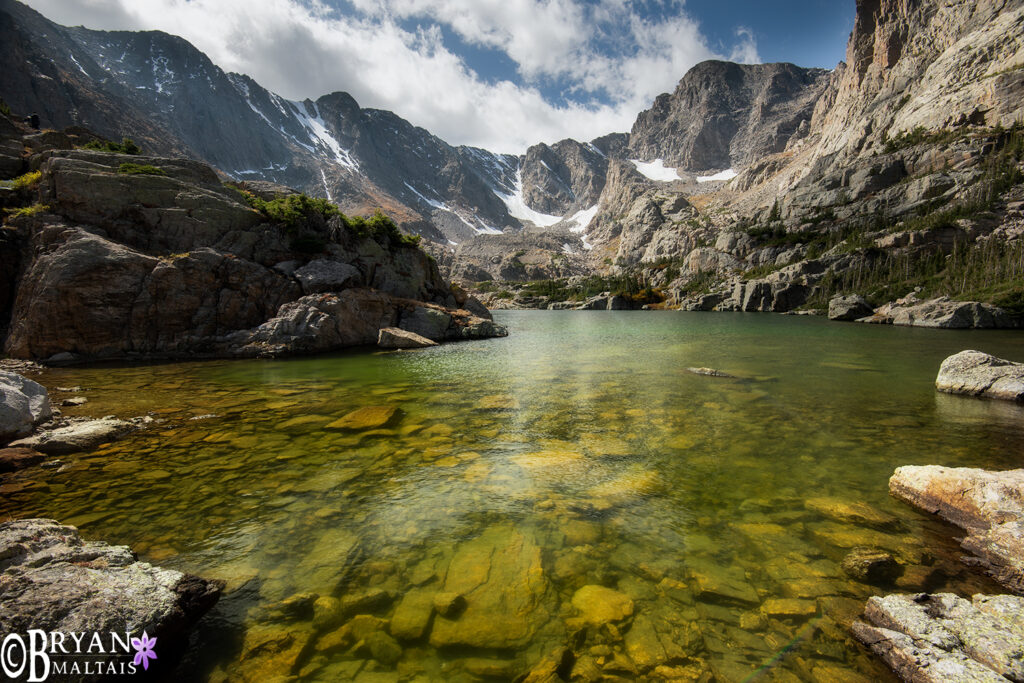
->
0, 518, 223, 679
520, 139, 609, 216
629, 61, 831, 170
1, 140, 505, 361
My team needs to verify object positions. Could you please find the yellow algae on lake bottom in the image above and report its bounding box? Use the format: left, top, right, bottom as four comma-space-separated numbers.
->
4, 311, 1024, 681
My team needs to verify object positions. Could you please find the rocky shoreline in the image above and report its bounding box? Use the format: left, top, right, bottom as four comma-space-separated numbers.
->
852, 352, 1024, 682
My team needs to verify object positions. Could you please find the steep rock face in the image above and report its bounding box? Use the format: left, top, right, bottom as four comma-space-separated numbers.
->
805, 0, 1024, 174
0, 0, 524, 245
520, 139, 609, 216
629, 61, 831, 170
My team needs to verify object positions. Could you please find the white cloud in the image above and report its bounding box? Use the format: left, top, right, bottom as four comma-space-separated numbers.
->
22, 0, 760, 153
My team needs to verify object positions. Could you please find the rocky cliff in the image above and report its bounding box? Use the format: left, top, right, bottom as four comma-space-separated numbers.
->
0, 119, 505, 362
461, 0, 1024, 324
629, 61, 831, 171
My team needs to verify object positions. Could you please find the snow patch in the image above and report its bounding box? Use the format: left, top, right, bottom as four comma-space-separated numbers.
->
567, 205, 599, 233
581, 235, 594, 250
294, 103, 359, 171
630, 159, 682, 182
697, 168, 738, 183
320, 168, 333, 202
561, 243, 578, 255
68, 52, 88, 76
496, 169, 563, 227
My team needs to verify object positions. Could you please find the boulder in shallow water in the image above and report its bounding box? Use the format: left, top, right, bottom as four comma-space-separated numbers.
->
0, 518, 222, 676
11, 417, 136, 454
828, 294, 874, 321
890, 466, 1024, 592
0, 371, 52, 444
377, 327, 438, 349
841, 547, 903, 584
936, 350, 1024, 402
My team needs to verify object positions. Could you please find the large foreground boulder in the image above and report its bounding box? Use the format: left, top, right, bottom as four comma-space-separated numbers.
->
0, 371, 52, 444
936, 350, 1024, 401
0, 519, 223, 679
889, 466, 1024, 592
853, 592, 1024, 683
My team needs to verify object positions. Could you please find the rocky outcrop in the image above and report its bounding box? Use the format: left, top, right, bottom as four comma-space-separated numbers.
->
889, 466, 1024, 592
0, 518, 223, 678
629, 61, 830, 170
865, 297, 1019, 329
936, 350, 1024, 401
0, 370, 51, 443
829, 294, 874, 321
853, 592, 1024, 683
0, 143, 505, 361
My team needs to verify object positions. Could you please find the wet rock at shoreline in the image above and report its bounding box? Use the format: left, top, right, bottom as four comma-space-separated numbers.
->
10, 417, 138, 455
0, 518, 223, 676
0, 370, 52, 443
936, 350, 1024, 402
890, 466, 1024, 593
0, 446, 46, 473
377, 327, 438, 350
828, 295, 874, 322
852, 593, 1024, 682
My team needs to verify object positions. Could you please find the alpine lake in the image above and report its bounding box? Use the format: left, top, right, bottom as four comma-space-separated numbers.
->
4, 310, 1024, 682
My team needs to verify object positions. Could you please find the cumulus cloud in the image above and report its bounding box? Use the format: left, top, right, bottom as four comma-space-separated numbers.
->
22, 0, 761, 153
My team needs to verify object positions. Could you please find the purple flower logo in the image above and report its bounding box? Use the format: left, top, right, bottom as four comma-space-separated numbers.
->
131, 631, 157, 671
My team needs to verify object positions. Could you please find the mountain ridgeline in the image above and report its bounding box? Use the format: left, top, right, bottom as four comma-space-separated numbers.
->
2, 0, 1024, 323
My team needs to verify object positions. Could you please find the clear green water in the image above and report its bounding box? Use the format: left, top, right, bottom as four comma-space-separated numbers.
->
4, 311, 1024, 682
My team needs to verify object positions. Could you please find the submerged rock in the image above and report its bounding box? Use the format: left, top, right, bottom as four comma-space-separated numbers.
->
326, 405, 403, 431
10, 417, 137, 454
429, 526, 551, 650
570, 585, 634, 627
841, 548, 903, 584
0, 519, 223, 675
935, 350, 1024, 402
0, 370, 52, 443
852, 593, 1024, 683
889, 466, 1024, 592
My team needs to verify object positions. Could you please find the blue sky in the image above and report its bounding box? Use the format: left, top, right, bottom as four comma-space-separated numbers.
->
25, 0, 855, 152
